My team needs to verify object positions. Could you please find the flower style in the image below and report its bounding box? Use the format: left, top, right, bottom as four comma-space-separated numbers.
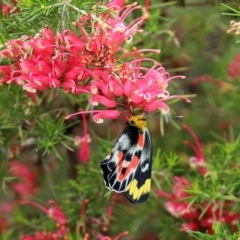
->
183, 124, 207, 175
74, 113, 91, 163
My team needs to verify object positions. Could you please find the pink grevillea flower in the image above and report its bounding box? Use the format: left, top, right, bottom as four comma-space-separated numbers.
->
20, 201, 69, 239
0, 218, 8, 233
9, 160, 37, 198
0, 0, 188, 123
106, 0, 125, 9
165, 201, 199, 220
2, 2, 17, 17
73, 2, 147, 67
199, 201, 240, 234
67, 110, 121, 124
20, 227, 70, 240
183, 124, 207, 175
21, 200, 68, 226
227, 54, 240, 78
2, 4, 10, 16
0, 202, 15, 232
193, 75, 223, 87
0, 2, 146, 91
155, 126, 240, 234
74, 113, 91, 163
0, 28, 92, 94
77, 196, 128, 239
67, 61, 188, 122
156, 177, 199, 221
157, 176, 240, 234
102, 193, 118, 232
180, 222, 199, 232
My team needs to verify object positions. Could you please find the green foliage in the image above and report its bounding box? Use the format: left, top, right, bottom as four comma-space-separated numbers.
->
189, 223, 240, 240
0, 0, 102, 41
34, 114, 73, 159
0, 85, 73, 161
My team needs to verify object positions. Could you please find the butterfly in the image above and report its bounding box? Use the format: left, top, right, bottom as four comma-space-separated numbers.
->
99, 114, 152, 204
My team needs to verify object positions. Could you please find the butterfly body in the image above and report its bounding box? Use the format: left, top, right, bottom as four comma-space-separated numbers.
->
99, 114, 152, 204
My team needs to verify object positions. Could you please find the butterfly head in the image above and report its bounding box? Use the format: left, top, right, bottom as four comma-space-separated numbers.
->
128, 114, 147, 131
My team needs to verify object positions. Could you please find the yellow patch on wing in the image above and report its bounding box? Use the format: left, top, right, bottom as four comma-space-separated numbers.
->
126, 179, 151, 201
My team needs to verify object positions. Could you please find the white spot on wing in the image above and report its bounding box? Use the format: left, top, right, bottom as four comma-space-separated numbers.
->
122, 161, 130, 168
141, 163, 149, 172
113, 134, 130, 150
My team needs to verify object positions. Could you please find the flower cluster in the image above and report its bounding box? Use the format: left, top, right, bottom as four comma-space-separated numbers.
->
158, 176, 240, 234
20, 200, 69, 240
158, 177, 240, 234
20, 197, 128, 240
0, 0, 188, 123
183, 124, 207, 175
74, 113, 91, 163
0, 142, 125, 238
156, 126, 240, 234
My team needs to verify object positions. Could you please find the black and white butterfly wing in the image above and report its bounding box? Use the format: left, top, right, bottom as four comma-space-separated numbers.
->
122, 128, 152, 203
100, 121, 152, 204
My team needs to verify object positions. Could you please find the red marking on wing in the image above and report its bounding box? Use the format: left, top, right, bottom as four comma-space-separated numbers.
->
138, 133, 144, 148
131, 155, 139, 168
117, 152, 124, 171
118, 152, 124, 162
118, 155, 140, 182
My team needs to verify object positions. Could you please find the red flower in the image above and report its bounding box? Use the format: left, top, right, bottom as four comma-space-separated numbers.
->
9, 160, 37, 198
158, 177, 199, 221
156, 126, 240, 234
227, 54, 240, 78
0, 0, 188, 123
0, 202, 15, 233
21, 200, 68, 226
20, 201, 69, 239
180, 222, 199, 232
